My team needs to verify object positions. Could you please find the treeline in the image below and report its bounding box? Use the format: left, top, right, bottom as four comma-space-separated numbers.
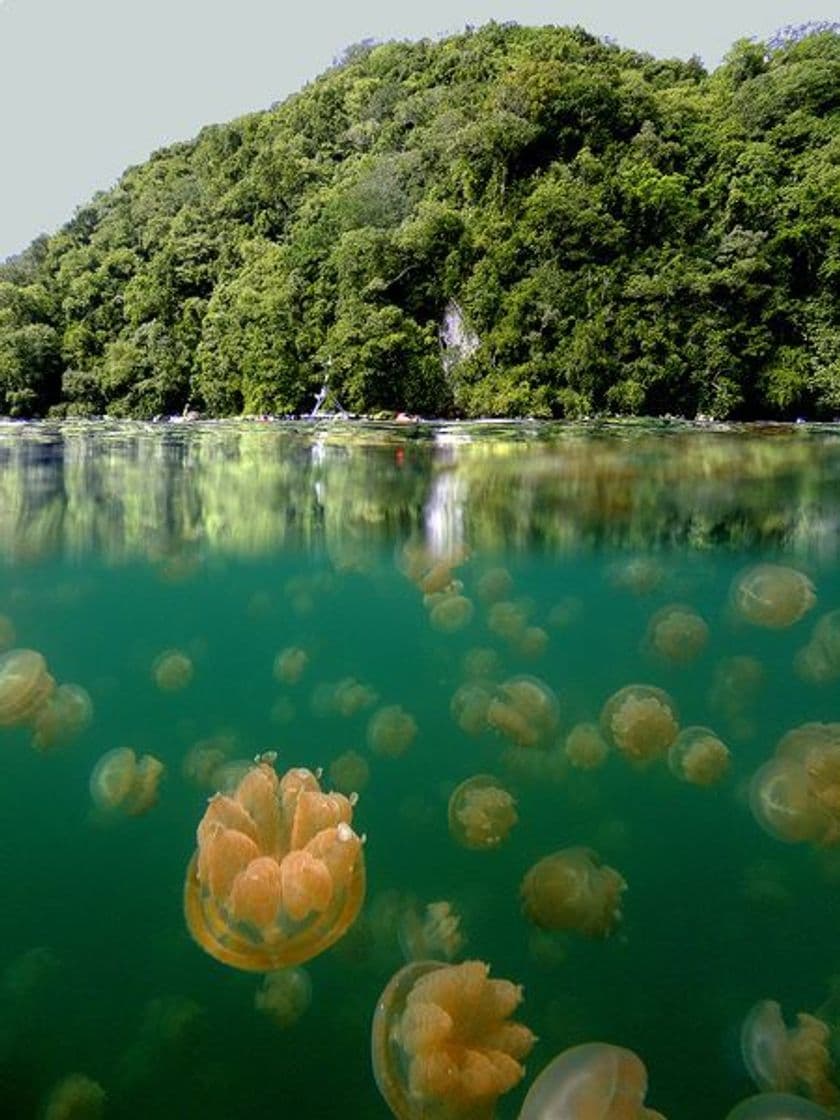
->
1, 21, 839, 420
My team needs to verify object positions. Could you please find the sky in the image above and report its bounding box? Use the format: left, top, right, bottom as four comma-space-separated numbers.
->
0, 0, 833, 261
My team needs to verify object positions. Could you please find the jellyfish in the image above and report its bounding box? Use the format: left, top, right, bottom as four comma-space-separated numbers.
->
448, 775, 518, 850
518, 1042, 665, 1120
89, 747, 164, 817
43, 1073, 106, 1120
0, 647, 56, 728
184, 761, 365, 970
521, 848, 626, 938
333, 677, 379, 718
740, 999, 839, 1108
429, 593, 475, 634
517, 626, 549, 659
450, 682, 494, 738
487, 675, 560, 750
398, 900, 465, 962
328, 750, 371, 795
732, 564, 816, 629
30, 683, 93, 752
668, 726, 730, 787
644, 603, 709, 665
463, 647, 502, 680
371, 959, 535, 1120
564, 723, 609, 771
182, 733, 237, 790
795, 611, 840, 684
476, 567, 513, 603
273, 647, 309, 686
367, 705, 418, 758
749, 724, 840, 846
725, 1095, 834, 1120
152, 649, 194, 692
487, 600, 529, 643
608, 556, 665, 596
600, 684, 679, 763
255, 967, 312, 1028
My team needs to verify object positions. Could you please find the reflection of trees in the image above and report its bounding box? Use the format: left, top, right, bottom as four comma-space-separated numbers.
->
0, 420, 839, 562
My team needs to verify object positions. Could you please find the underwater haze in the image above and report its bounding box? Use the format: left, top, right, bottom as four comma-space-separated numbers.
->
2, 419, 840, 1120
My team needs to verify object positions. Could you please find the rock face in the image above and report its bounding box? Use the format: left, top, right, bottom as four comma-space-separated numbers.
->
440, 300, 479, 377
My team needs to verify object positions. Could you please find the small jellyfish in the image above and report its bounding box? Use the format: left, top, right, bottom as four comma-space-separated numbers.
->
517, 626, 549, 659
725, 1095, 834, 1120
152, 649, 194, 692
518, 1042, 664, 1120
30, 683, 93, 752
89, 747, 164, 817
564, 723, 609, 771
328, 749, 371, 794
367, 705, 418, 757
182, 733, 237, 790
521, 847, 626, 938
429, 593, 474, 634
448, 775, 518, 850
462, 647, 502, 680
450, 682, 493, 738
476, 567, 513, 603
487, 599, 529, 643
398, 899, 465, 962
741, 999, 839, 1108
608, 556, 664, 596
371, 959, 535, 1120
600, 684, 679, 763
333, 677, 379, 718
668, 726, 730, 787
273, 647, 309, 685
487, 675, 560, 750
255, 967, 312, 1028
749, 724, 840, 846
644, 603, 709, 665
184, 761, 365, 970
732, 564, 816, 629
43, 1073, 106, 1120
0, 648, 55, 728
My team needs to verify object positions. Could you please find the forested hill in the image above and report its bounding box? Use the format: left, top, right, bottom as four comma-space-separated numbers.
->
1, 22, 839, 421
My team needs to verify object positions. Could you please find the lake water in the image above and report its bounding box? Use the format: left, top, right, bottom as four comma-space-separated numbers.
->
1, 419, 840, 1120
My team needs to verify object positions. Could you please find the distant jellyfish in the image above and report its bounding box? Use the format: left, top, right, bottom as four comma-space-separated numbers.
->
725, 1095, 834, 1120
608, 556, 665, 596
487, 675, 560, 750
429, 593, 474, 634
30, 683, 93, 753
521, 847, 626, 938
333, 677, 379, 718
273, 647, 309, 686
89, 747, 164, 817
749, 723, 840, 846
328, 749, 370, 795
740, 999, 839, 1108
517, 626, 549, 659
518, 1042, 664, 1120
487, 599, 529, 643
371, 959, 535, 1120
600, 684, 679, 763
255, 967, 312, 1028
644, 603, 709, 665
796, 610, 840, 684
43, 1073, 106, 1120
732, 564, 816, 629
367, 705, 418, 758
184, 760, 365, 970
0, 648, 56, 728
398, 899, 465, 962
462, 646, 501, 680
182, 733, 237, 791
564, 723, 609, 771
476, 566, 513, 603
152, 649, 194, 692
448, 775, 518, 850
548, 597, 584, 629
450, 682, 493, 738
270, 697, 296, 726
668, 726, 730, 787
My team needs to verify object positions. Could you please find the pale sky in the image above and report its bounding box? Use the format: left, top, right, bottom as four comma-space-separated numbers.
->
0, 0, 832, 261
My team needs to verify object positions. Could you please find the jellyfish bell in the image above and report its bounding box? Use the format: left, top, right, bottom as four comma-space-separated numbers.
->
152, 649, 194, 692
518, 1042, 664, 1120
30, 683, 93, 753
668, 726, 730, 787
42, 1073, 106, 1120
600, 684, 679, 763
488, 675, 560, 750
367, 705, 418, 758
255, 967, 312, 1028
517, 626, 549, 659
608, 556, 665, 596
476, 567, 513, 603
487, 600, 530, 643
89, 747, 164, 817
273, 647, 309, 686
429, 593, 474, 634
741, 999, 839, 1108
448, 775, 518, 851
371, 959, 535, 1120
750, 724, 840, 847
521, 847, 626, 938
732, 564, 817, 629
644, 603, 709, 665
564, 723, 609, 771
725, 1094, 834, 1120
0, 647, 55, 728
328, 750, 371, 795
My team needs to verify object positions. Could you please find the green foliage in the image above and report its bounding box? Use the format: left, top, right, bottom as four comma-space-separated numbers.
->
2, 20, 840, 419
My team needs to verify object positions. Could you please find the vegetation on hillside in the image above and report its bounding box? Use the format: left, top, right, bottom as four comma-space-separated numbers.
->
1, 21, 839, 419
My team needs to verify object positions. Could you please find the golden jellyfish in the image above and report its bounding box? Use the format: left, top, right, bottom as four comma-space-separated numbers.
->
152, 649, 194, 692
726, 1095, 834, 1120
398, 899, 465, 962
463, 647, 502, 680
795, 610, 840, 684
487, 599, 529, 643
608, 556, 665, 596
518, 1043, 665, 1120
517, 626, 549, 659
448, 775, 518, 850
30, 683, 93, 752
521, 847, 626, 938
89, 747, 164, 817
668, 726, 730, 787
255, 967, 312, 1028
184, 761, 365, 970
367, 705, 418, 758
740, 999, 839, 1108
732, 564, 816, 629
487, 675, 560, 750
331, 677, 379, 718
43, 1073, 106, 1120
450, 682, 494, 738
564, 723, 609, 771
476, 567, 513, 603
182, 733, 237, 791
644, 603, 709, 665
600, 684, 679, 763
0, 648, 55, 728
429, 593, 475, 634
329, 749, 371, 795
749, 723, 840, 846
273, 646, 309, 685
371, 959, 535, 1120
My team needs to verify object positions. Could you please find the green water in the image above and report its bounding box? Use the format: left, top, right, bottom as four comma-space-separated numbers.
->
2, 419, 840, 1120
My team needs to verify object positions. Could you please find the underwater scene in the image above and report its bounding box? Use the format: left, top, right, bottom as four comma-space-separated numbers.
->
2, 419, 840, 1120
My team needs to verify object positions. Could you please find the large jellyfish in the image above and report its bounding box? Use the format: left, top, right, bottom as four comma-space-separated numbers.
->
398, 900, 465, 962
184, 761, 365, 970
518, 1042, 665, 1120
0, 648, 55, 728
749, 724, 840, 846
371, 959, 535, 1120
732, 565, 816, 629
429, 593, 475, 634
668, 726, 730, 787
740, 999, 839, 1108
89, 747, 164, 817
448, 775, 518, 850
521, 848, 626, 938
795, 611, 840, 684
600, 685, 679, 763
644, 603, 709, 665
328, 749, 371, 794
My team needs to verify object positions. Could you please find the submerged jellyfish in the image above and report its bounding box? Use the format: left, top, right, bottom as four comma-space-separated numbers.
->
152, 649, 194, 692
487, 675, 560, 750
518, 1042, 665, 1120
463, 647, 502, 680
450, 682, 494, 738
184, 761, 365, 970
795, 611, 840, 684
749, 724, 840, 846
725, 1095, 834, 1120
608, 556, 664, 596
429, 593, 475, 634
600, 684, 679, 763
668, 726, 730, 787
0, 648, 55, 728
476, 567, 513, 603
398, 900, 465, 962
371, 959, 535, 1120
31, 683, 93, 752
564, 723, 609, 771
367, 705, 418, 758
448, 775, 518, 850
273, 647, 309, 685
328, 750, 371, 794
89, 747, 164, 817
740, 999, 839, 1108
521, 848, 626, 938
255, 967, 312, 1028
732, 565, 816, 629
43, 1073, 106, 1120
644, 604, 709, 665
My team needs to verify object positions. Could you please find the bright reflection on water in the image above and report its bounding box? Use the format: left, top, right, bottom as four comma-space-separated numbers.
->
2, 419, 840, 1119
